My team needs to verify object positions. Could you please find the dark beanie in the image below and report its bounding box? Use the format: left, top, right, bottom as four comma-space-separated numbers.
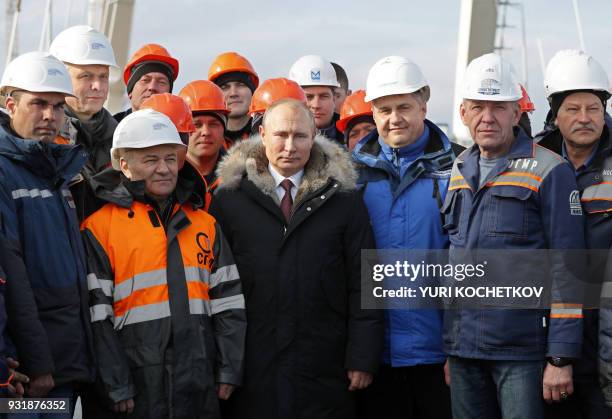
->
127, 61, 175, 94
193, 111, 227, 129
212, 71, 256, 93
344, 114, 375, 143
550, 89, 609, 119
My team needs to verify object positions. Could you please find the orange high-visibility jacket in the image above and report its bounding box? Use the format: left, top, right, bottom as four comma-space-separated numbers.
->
81, 186, 246, 417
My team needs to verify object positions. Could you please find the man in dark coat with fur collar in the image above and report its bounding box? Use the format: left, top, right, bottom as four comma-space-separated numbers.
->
209, 99, 383, 419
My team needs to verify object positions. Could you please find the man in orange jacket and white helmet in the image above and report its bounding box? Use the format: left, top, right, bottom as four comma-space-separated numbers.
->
208, 52, 258, 144
82, 109, 246, 418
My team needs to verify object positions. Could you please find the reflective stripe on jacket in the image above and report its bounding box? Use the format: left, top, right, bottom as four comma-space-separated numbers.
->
442, 129, 586, 360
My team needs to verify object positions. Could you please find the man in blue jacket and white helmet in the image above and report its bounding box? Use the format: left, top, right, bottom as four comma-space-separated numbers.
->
0, 51, 93, 417
443, 52, 586, 419
353, 56, 463, 419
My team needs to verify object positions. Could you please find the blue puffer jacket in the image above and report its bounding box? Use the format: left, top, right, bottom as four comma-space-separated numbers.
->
0, 116, 94, 385
353, 120, 461, 367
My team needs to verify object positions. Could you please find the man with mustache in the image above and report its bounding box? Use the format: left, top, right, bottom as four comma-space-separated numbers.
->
50, 25, 119, 220
536, 50, 612, 419
0, 51, 94, 417
208, 52, 258, 144
113, 43, 179, 124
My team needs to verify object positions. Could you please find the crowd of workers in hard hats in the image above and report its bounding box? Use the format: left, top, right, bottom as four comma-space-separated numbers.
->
0, 23, 610, 419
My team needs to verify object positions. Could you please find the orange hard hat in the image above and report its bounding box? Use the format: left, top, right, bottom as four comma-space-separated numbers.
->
249, 78, 307, 116
178, 80, 229, 115
140, 93, 195, 133
336, 90, 373, 133
123, 43, 179, 86
208, 52, 259, 89
519, 84, 535, 113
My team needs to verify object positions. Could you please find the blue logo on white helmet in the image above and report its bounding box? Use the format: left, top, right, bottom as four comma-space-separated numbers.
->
310, 70, 321, 81
91, 42, 106, 50
47, 69, 64, 76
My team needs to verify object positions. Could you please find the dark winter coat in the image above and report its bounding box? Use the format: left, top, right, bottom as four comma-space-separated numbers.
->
58, 107, 117, 221
0, 114, 94, 386
209, 135, 384, 419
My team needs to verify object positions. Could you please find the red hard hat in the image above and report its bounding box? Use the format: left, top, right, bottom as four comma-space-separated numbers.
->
123, 44, 179, 86
518, 84, 535, 113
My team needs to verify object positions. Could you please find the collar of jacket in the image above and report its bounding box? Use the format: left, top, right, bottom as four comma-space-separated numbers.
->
89, 167, 202, 210
216, 133, 357, 206
225, 117, 253, 143
319, 112, 341, 139
0, 113, 87, 185
458, 126, 533, 168
62, 106, 117, 149
353, 119, 454, 173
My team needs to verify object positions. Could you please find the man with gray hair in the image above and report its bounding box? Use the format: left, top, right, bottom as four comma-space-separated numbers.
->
210, 99, 383, 419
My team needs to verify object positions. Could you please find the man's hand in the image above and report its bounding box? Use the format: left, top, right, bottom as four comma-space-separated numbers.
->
347, 370, 373, 391
113, 398, 134, 414
543, 364, 573, 403
444, 359, 451, 386
5, 358, 28, 397
26, 373, 54, 398
217, 383, 235, 400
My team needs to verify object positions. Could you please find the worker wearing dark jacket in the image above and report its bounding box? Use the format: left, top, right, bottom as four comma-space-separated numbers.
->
0, 51, 94, 414
82, 109, 246, 418
444, 53, 586, 419
50, 25, 119, 221
210, 99, 383, 419
536, 49, 612, 418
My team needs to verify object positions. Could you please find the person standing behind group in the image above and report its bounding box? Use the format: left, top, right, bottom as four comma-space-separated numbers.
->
208, 52, 259, 144
289, 55, 344, 144
114, 43, 179, 123
49, 25, 119, 220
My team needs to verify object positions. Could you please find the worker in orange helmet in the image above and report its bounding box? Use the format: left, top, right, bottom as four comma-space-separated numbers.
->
249, 78, 307, 134
114, 43, 179, 123
518, 84, 535, 138
336, 90, 376, 151
208, 52, 258, 144
179, 80, 231, 206
139, 92, 222, 210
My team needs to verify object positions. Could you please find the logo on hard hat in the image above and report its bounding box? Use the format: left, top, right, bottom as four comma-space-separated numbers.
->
310, 70, 321, 82
47, 69, 64, 76
477, 78, 501, 95
91, 42, 106, 50
152, 123, 168, 130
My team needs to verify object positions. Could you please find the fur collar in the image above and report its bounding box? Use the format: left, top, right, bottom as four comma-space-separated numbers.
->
216, 134, 357, 205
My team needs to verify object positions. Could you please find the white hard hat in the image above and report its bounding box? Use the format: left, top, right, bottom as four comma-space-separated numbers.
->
364, 56, 429, 102
50, 25, 117, 67
544, 49, 610, 99
110, 109, 186, 170
1, 51, 74, 96
462, 53, 522, 102
288, 55, 340, 88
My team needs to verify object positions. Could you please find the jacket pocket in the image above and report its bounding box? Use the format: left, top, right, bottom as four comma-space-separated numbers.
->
489, 187, 532, 237
441, 190, 466, 245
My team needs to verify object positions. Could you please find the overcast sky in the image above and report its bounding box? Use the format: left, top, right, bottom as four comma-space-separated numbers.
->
2, 0, 611, 134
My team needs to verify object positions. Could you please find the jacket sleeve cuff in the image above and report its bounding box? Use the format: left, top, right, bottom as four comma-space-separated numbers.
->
344, 355, 380, 375
216, 371, 242, 386
546, 342, 582, 358
108, 385, 136, 404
